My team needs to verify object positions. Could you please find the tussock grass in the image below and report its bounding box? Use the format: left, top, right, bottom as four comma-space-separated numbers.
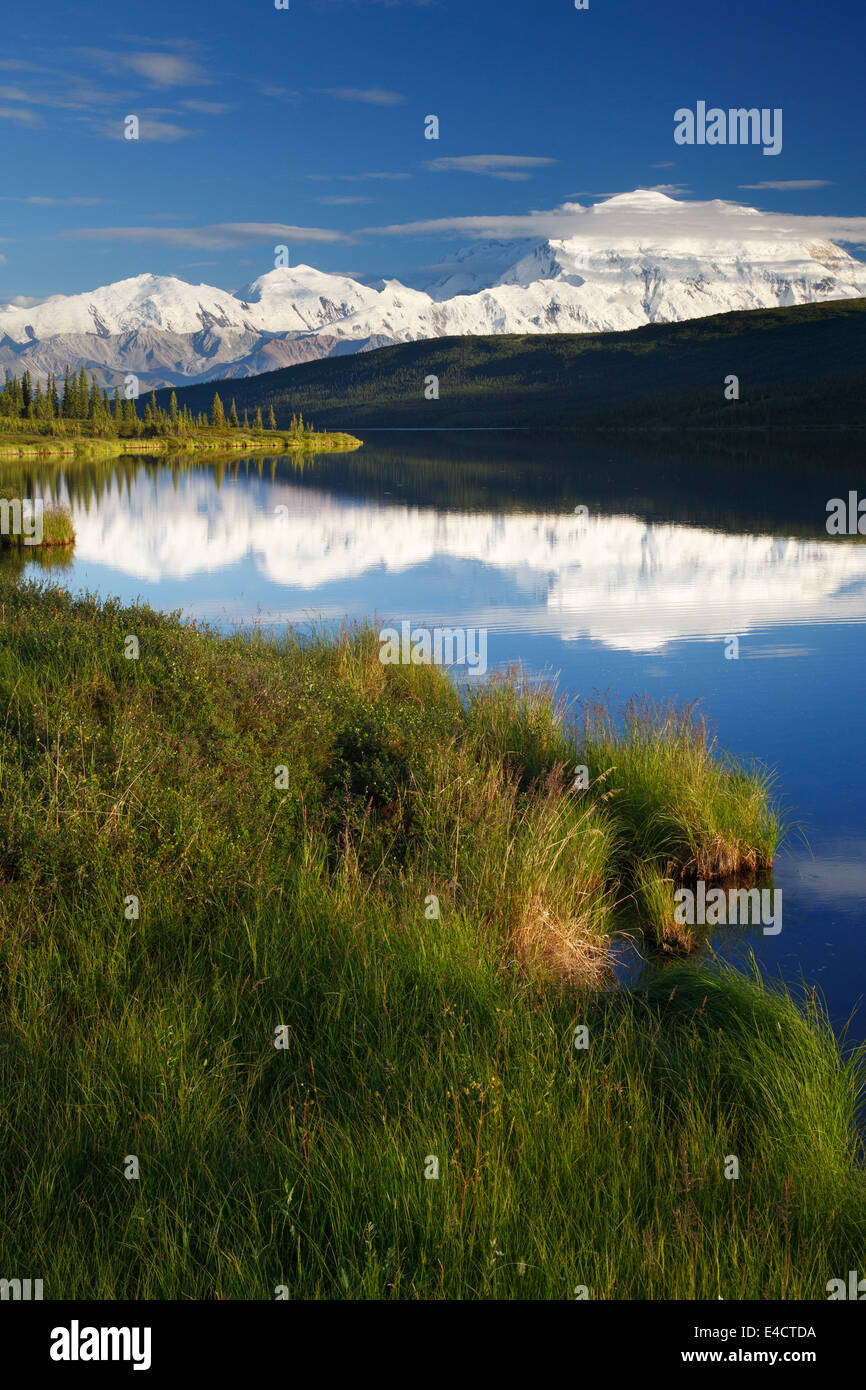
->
634, 863, 693, 953
0, 502, 75, 549
578, 696, 783, 882
0, 578, 861, 1299
38, 504, 76, 547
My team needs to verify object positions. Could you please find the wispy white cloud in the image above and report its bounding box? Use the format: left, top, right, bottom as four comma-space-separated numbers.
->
78, 48, 209, 87
0, 105, 40, 125
260, 86, 302, 100
739, 180, 834, 191
139, 212, 198, 222
89, 115, 199, 142
59, 222, 352, 249
315, 195, 374, 205
366, 191, 866, 248
637, 183, 691, 196
0, 195, 107, 205
180, 99, 232, 114
111, 35, 205, 52
318, 86, 405, 105
307, 171, 410, 181
0, 80, 117, 110
425, 154, 557, 181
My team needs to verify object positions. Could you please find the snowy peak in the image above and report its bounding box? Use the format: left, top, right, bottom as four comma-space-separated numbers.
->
1, 190, 864, 387
0, 273, 258, 342
233, 265, 384, 332
424, 240, 545, 299
237, 263, 371, 305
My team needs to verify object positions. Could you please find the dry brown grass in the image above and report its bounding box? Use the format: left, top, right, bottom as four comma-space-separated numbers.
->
682, 835, 759, 882
508, 890, 613, 985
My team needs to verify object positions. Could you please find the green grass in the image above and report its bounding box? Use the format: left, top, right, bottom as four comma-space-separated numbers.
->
0, 502, 75, 550
633, 862, 687, 952
40, 504, 76, 546
578, 696, 783, 880
0, 424, 362, 458
0, 577, 862, 1299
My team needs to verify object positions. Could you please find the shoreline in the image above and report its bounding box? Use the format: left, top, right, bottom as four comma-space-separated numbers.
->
0, 580, 862, 1298
0, 430, 363, 459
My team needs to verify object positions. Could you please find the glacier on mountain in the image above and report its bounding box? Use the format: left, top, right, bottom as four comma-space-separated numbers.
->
1, 191, 864, 388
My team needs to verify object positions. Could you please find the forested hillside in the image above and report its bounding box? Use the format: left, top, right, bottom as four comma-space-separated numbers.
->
160, 299, 866, 434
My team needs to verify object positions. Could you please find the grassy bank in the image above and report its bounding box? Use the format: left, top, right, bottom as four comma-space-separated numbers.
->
0, 579, 862, 1299
0, 427, 361, 458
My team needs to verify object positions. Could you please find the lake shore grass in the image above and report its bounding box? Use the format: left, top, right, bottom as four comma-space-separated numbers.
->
0, 427, 362, 458
0, 579, 862, 1298
0, 502, 75, 549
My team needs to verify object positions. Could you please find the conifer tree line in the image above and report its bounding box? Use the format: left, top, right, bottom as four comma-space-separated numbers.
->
0, 364, 306, 437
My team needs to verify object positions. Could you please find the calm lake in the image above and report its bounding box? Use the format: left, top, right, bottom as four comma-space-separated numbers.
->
19, 432, 866, 1040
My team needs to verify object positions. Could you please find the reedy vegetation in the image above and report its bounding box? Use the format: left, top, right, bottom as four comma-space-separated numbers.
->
0, 503, 75, 549
0, 579, 862, 1298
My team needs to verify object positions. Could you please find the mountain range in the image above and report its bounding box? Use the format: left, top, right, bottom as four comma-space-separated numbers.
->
3, 190, 866, 389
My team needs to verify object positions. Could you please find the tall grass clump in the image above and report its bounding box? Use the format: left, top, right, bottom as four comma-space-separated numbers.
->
0, 578, 861, 1300
633, 862, 692, 952
578, 695, 784, 883
0, 501, 75, 550
39, 503, 76, 547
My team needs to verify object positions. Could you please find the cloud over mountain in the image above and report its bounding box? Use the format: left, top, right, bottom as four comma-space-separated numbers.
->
2, 190, 864, 389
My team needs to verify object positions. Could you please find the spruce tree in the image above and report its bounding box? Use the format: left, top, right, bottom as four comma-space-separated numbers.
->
210, 393, 225, 427
229, 398, 239, 427
255, 407, 263, 430
268, 405, 277, 430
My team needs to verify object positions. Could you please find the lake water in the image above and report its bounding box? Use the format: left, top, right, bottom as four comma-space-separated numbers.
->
18, 433, 866, 1040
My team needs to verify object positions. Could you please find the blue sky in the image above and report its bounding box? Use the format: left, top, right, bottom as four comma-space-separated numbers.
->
1, 0, 864, 301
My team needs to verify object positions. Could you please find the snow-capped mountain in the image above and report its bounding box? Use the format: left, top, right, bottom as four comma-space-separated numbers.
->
2, 191, 864, 388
